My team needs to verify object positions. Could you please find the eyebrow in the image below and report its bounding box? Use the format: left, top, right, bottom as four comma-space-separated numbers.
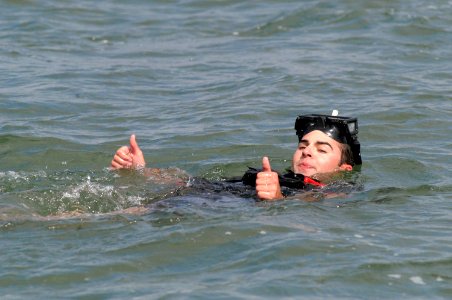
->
300, 139, 334, 150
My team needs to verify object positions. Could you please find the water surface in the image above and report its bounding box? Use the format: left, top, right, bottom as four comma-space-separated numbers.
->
1, 0, 451, 298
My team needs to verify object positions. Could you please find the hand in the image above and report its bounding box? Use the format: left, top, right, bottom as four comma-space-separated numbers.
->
111, 134, 146, 169
256, 156, 284, 200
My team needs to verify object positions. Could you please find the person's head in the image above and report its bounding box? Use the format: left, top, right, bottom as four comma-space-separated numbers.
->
292, 113, 361, 177
292, 130, 353, 176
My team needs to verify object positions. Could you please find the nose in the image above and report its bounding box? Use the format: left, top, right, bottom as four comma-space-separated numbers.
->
302, 145, 313, 157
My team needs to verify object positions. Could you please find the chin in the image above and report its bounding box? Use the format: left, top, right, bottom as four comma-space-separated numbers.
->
294, 168, 315, 177
303, 171, 317, 177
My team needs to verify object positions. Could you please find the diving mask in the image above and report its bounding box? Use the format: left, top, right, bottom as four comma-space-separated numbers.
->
294, 112, 362, 165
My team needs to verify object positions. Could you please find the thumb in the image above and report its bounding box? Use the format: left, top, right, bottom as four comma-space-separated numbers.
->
129, 134, 141, 154
262, 156, 272, 172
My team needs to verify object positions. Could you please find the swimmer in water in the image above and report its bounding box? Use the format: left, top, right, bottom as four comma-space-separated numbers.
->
110, 112, 362, 201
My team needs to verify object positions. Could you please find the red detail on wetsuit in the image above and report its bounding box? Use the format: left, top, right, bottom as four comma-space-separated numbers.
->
304, 177, 325, 187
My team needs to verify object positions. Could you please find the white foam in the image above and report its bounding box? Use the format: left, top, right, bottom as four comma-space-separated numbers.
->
410, 276, 425, 285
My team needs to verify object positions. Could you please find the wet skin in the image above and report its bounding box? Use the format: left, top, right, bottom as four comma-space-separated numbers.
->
256, 130, 352, 200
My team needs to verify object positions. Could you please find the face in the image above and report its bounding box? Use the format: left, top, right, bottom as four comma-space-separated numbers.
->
292, 130, 349, 177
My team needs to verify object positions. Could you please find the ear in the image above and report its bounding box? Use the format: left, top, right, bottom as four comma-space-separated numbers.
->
339, 163, 353, 171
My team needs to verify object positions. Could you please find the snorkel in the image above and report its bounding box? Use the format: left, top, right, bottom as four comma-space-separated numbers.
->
294, 110, 362, 166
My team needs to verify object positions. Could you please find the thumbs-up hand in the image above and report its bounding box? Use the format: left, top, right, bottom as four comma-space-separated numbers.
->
256, 156, 284, 200
111, 134, 146, 169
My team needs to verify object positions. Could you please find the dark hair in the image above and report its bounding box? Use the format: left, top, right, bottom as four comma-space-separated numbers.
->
339, 143, 355, 166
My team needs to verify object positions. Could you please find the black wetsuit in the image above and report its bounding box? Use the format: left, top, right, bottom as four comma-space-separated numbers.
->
182, 167, 323, 199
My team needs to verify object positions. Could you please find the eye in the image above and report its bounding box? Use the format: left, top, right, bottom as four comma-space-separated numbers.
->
318, 148, 329, 154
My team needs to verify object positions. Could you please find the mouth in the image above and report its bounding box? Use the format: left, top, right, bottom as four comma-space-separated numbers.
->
298, 162, 315, 171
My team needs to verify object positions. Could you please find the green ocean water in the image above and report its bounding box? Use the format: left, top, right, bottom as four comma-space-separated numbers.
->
1, 0, 451, 298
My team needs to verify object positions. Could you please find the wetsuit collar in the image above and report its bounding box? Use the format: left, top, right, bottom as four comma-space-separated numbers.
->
287, 170, 325, 187
303, 176, 325, 187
